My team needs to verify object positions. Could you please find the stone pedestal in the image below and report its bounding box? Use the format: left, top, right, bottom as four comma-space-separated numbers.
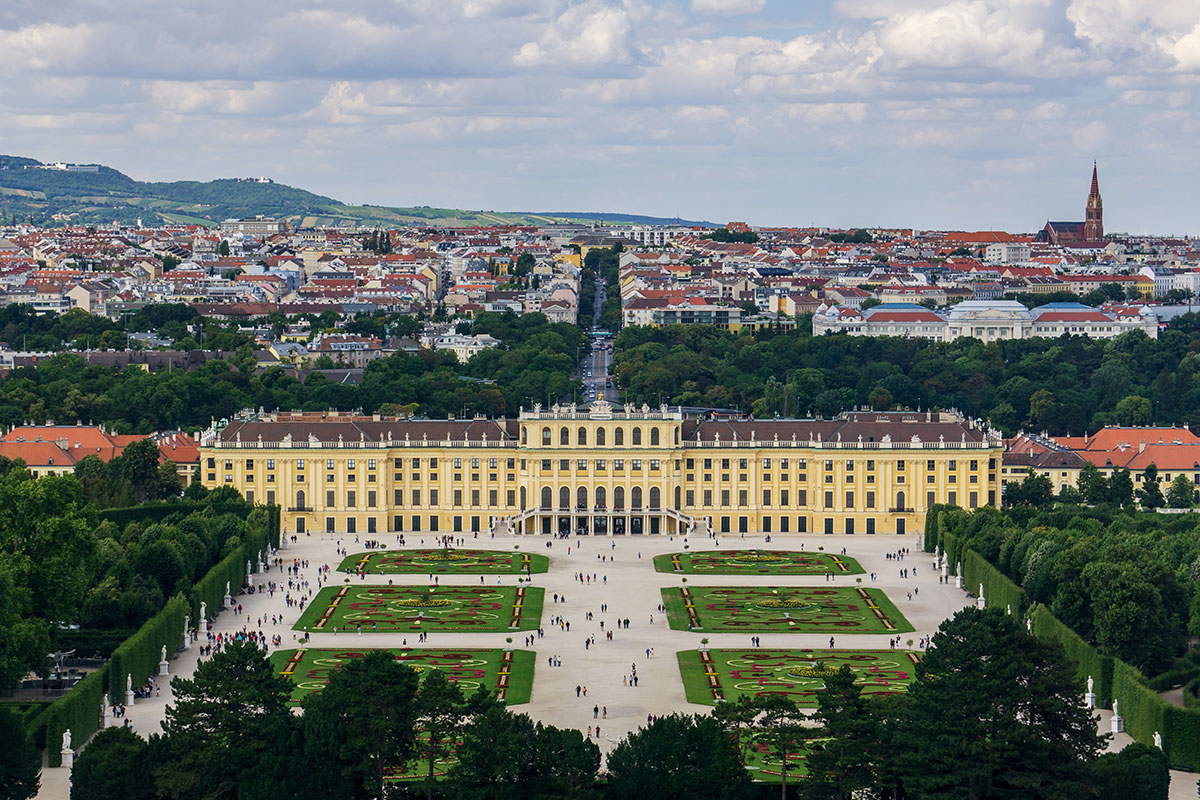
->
159, 658, 169, 677
61, 744, 73, 769
1111, 713, 1123, 734
976, 595, 986, 609
223, 592, 233, 608
125, 688, 135, 706
1085, 691, 1096, 709
941, 564, 948, 581
199, 618, 208, 636
954, 575, 963, 589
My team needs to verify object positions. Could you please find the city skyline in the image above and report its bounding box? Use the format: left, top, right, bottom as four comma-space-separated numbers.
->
1, 1, 1198, 234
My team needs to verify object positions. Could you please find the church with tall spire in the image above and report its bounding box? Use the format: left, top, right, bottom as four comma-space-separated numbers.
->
1038, 163, 1106, 248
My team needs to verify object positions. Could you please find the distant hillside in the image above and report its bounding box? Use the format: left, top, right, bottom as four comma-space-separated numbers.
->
0, 155, 718, 229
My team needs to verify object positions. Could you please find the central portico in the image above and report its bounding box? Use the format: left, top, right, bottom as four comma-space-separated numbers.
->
504, 398, 697, 536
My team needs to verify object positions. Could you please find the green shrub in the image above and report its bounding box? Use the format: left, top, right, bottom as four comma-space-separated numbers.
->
1089, 743, 1169, 800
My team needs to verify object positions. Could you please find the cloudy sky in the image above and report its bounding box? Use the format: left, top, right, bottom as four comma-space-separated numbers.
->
1, 0, 1198, 232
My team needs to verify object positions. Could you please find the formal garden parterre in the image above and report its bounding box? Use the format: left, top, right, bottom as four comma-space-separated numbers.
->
293, 585, 544, 632
678, 648, 920, 705
655, 549, 864, 575
338, 548, 549, 575
661, 585, 914, 633
270, 647, 536, 705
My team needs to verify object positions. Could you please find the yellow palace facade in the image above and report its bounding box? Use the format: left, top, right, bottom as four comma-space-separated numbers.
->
199, 400, 1003, 538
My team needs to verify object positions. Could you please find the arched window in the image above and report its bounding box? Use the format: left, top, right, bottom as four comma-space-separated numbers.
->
542, 427, 551, 446
559, 486, 570, 509
632, 427, 642, 446
578, 427, 587, 446
520, 487, 527, 510
560, 427, 569, 446
521, 427, 527, 445
649, 487, 660, 509
674, 427, 679, 445
650, 428, 660, 446
296, 490, 306, 508
632, 487, 643, 509
597, 427, 606, 446
541, 487, 552, 510
577, 487, 588, 509
896, 491, 906, 511
614, 487, 625, 510
674, 486, 681, 508
596, 486, 607, 509
615, 427, 624, 446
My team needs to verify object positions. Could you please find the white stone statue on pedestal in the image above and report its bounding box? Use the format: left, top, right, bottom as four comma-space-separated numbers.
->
1085, 676, 1096, 709
182, 615, 190, 650
125, 673, 135, 706
61, 729, 73, 768
224, 581, 233, 607
159, 644, 169, 676
976, 584, 986, 609
1154, 731, 1162, 749
954, 562, 963, 589
1111, 699, 1124, 733
1026, 618, 1032, 632
199, 602, 208, 635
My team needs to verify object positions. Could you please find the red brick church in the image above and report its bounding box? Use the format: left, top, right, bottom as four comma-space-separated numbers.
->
1038, 163, 1105, 247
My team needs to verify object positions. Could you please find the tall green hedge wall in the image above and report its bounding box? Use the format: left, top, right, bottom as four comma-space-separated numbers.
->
964, 549, 1027, 617
44, 664, 108, 768
1028, 603, 1113, 708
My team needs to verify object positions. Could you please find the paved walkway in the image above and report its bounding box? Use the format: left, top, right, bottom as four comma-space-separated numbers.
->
36, 531, 1196, 798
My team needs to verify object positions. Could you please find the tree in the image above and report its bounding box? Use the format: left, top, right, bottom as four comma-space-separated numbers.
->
156, 640, 294, 800
302, 650, 420, 799
711, 695, 759, 763
892, 607, 1105, 799
1115, 395, 1152, 426
216, 239, 230, 256
1109, 468, 1135, 507
449, 704, 599, 800
70, 727, 154, 800
115, 438, 162, 502
867, 385, 893, 411
753, 695, 806, 800
1167, 474, 1195, 508
606, 714, 751, 800
0, 706, 39, 800
806, 665, 878, 799
1006, 471, 1054, 507
413, 668, 465, 800
1089, 742, 1168, 800
1078, 462, 1109, 505
1137, 464, 1164, 509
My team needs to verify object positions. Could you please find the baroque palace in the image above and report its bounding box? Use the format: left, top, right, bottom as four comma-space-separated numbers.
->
199, 399, 1003, 538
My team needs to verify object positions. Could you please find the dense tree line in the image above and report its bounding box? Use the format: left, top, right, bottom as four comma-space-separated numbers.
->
60, 608, 1167, 800
0, 467, 263, 690
936, 504, 1200, 676
0, 312, 582, 432
612, 323, 1200, 435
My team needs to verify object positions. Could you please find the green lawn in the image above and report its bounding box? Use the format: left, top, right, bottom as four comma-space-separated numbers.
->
678, 648, 920, 705
654, 549, 864, 576
661, 585, 913, 634
270, 647, 535, 705
293, 585, 544, 633
338, 548, 549, 575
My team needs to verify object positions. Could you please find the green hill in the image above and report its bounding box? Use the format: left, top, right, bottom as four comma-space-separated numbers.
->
0, 156, 716, 229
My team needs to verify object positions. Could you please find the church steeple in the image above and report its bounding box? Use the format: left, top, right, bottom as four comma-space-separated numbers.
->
1084, 161, 1103, 242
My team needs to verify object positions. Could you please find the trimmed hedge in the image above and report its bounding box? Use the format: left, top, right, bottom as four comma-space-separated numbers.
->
191, 524, 270, 624
1163, 704, 1200, 770
107, 594, 188, 706
963, 549, 1027, 617
44, 663, 107, 768
1112, 661, 1165, 754
50, 628, 137, 659
97, 499, 264, 529
1028, 603, 1113, 708
37, 501, 281, 765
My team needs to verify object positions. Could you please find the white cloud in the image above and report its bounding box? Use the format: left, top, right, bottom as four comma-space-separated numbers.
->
691, 0, 765, 15
0, 0, 1195, 231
